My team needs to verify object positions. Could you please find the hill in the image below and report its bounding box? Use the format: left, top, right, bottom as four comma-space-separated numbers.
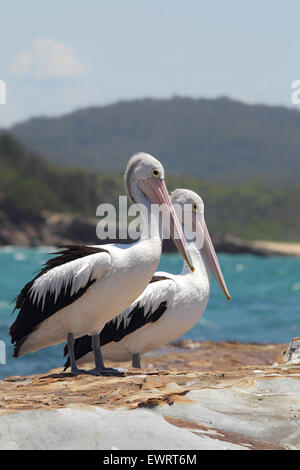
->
0, 133, 300, 242
9, 97, 300, 185
0, 133, 123, 216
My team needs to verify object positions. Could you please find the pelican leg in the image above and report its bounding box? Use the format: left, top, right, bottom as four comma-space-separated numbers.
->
67, 333, 90, 376
132, 353, 141, 369
89, 334, 124, 376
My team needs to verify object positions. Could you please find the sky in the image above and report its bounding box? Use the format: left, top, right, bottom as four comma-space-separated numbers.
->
0, 0, 299, 127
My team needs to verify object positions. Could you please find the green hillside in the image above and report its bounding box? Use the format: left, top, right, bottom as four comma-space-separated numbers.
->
9, 97, 300, 185
0, 133, 299, 241
0, 133, 123, 216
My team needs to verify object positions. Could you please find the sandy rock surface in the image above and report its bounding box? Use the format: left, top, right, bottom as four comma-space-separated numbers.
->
0, 340, 299, 450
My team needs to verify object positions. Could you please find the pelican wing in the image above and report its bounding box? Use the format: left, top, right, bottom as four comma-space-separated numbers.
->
63, 274, 176, 369
10, 245, 111, 356
110, 274, 176, 333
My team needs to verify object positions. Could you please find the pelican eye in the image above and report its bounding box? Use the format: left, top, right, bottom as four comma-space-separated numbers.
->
192, 203, 198, 212
152, 168, 160, 178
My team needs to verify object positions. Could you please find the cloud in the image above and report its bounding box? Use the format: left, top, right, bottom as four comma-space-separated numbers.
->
11, 38, 85, 79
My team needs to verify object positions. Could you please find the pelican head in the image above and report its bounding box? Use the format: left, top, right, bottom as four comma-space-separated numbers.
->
171, 188, 231, 301
125, 153, 165, 204
125, 153, 194, 272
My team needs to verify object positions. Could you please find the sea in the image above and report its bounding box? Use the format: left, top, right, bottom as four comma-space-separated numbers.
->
0, 246, 299, 379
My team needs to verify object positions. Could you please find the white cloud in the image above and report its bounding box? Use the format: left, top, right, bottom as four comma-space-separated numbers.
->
11, 38, 85, 79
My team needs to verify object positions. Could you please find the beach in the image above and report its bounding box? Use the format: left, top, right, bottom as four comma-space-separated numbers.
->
250, 240, 300, 256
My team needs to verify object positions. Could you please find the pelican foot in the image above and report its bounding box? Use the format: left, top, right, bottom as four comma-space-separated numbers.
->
88, 367, 125, 377
70, 368, 91, 377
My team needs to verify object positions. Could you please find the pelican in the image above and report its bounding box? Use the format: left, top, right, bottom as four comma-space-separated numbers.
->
10, 154, 194, 376
63, 189, 231, 370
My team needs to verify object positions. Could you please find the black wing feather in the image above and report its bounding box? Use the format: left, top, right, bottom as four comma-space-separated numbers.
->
10, 245, 107, 357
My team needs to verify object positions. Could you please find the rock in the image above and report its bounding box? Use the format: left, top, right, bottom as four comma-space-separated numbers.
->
283, 337, 300, 366
0, 340, 299, 449
0, 406, 207, 450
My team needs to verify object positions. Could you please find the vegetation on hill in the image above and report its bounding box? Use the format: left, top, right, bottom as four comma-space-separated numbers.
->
0, 133, 299, 241
0, 133, 123, 215
9, 97, 300, 185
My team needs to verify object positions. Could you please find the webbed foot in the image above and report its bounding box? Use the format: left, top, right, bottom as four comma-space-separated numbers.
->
87, 367, 125, 377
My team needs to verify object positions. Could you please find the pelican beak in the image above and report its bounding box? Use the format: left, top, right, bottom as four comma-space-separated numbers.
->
198, 218, 231, 301
138, 178, 194, 272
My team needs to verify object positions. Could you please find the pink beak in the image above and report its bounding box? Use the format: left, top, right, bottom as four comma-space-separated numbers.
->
196, 216, 231, 301
138, 178, 194, 272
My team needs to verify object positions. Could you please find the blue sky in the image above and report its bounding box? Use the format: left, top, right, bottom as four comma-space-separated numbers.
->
0, 0, 299, 126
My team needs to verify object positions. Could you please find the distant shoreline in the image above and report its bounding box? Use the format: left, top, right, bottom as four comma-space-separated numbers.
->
250, 240, 300, 256
1, 208, 299, 257
1, 237, 300, 257
214, 235, 300, 257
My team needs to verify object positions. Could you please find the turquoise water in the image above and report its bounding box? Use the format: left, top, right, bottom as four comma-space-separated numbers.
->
0, 247, 299, 378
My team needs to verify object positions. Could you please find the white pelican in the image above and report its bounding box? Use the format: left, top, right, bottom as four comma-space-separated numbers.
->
63, 189, 231, 370
10, 154, 194, 376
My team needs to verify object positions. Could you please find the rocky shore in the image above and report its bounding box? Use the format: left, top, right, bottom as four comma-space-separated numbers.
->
1, 339, 300, 450
1, 207, 300, 256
